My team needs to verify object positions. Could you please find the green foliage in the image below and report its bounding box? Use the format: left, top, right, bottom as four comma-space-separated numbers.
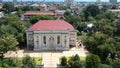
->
0, 57, 42, 68
69, 61, 84, 68
112, 59, 120, 68
86, 54, 101, 68
0, 34, 18, 55
21, 55, 36, 68
2, 2, 15, 13
30, 15, 54, 24
71, 54, 80, 61
1, 15, 27, 43
98, 64, 112, 68
60, 56, 67, 66
2, 63, 9, 68
68, 54, 84, 68
83, 5, 100, 20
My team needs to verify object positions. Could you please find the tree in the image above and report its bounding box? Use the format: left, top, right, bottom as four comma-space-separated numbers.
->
21, 55, 36, 68
83, 5, 100, 20
0, 33, 18, 66
60, 56, 67, 66
3, 15, 27, 44
86, 54, 101, 68
29, 15, 54, 24
68, 54, 84, 68
2, 2, 14, 13
112, 59, 120, 68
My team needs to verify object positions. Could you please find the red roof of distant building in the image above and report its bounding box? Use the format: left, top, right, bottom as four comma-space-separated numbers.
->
28, 20, 75, 31
25, 11, 55, 16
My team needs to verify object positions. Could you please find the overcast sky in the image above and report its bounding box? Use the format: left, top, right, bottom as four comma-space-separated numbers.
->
3, 0, 120, 2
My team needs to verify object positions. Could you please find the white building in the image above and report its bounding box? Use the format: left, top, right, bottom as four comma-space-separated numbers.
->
26, 20, 77, 51
110, 0, 117, 4
0, 12, 4, 18
65, 0, 74, 8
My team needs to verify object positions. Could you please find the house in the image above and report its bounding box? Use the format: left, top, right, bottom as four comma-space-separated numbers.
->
0, 12, 4, 18
108, 9, 120, 13
24, 11, 55, 20
55, 10, 65, 19
26, 20, 77, 51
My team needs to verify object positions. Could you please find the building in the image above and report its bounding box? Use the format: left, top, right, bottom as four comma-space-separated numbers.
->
110, 0, 117, 4
55, 10, 65, 19
65, 0, 74, 8
13, 0, 17, 5
0, 0, 2, 3
0, 12, 4, 18
26, 20, 77, 51
108, 9, 120, 13
24, 11, 55, 20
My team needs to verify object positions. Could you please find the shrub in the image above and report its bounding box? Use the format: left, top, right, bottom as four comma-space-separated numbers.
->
60, 56, 67, 66
21, 55, 36, 68
85, 54, 101, 68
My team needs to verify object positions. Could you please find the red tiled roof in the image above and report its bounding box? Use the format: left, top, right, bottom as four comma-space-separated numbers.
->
25, 11, 55, 16
28, 20, 75, 31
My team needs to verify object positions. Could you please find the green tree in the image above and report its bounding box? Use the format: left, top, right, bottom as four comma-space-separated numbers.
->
0, 34, 18, 66
83, 5, 100, 20
112, 59, 120, 68
68, 54, 84, 68
2, 2, 14, 13
86, 54, 101, 68
30, 15, 54, 24
21, 55, 36, 68
60, 56, 67, 66
3, 15, 27, 44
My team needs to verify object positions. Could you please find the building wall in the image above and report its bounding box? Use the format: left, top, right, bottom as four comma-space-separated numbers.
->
26, 30, 76, 51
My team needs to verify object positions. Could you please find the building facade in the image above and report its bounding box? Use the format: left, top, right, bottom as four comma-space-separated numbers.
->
110, 0, 117, 4
24, 11, 55, 20
26, 20, 77, 51
65, 0, 74, 8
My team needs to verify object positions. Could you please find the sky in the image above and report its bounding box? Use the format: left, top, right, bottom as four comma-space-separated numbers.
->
3, 0, 120, 2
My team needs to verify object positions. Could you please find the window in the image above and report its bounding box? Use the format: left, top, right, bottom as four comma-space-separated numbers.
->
64, 36, 67, 44
43, 36, 46, 44
57, 36, 60, 44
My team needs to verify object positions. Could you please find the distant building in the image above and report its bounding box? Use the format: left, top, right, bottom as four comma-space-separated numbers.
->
0, 0, 2, 3
108, 9, 120, 13
26, 20, 77, 51
55, 10, 65, 19
24, 11, 55, 20
65, 0, 74, 8
110, 0, 117, 4
0, 12, 4, 18
96, 0, 101, 3
13, 0, 17, 5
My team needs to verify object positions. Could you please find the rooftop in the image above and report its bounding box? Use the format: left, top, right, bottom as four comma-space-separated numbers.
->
28, 20, 75, 31
24, 11, 55, 16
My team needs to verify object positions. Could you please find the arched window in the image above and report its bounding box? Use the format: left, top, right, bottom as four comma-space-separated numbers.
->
57, 36, 60, 44
64, 36, 67, 44
43, 36, 46, 44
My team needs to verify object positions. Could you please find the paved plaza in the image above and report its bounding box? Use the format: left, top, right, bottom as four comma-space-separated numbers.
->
4, 47, 88, 68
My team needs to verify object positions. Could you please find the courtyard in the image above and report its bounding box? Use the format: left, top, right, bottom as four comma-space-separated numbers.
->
4, 46, 88, 68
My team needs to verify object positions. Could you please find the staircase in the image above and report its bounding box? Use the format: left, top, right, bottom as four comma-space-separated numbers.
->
42, 52, 61, 68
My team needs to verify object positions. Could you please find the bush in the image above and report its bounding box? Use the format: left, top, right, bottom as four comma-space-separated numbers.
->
71, 54, 80, 61
112, 59, 120, 68
69, 61, 84, 68
60, 56, 67, 66
68, 54, 84, 68
98, 64, 112, 68
85, 54, 101, 68
21, 55, 36, 68
2, 63, 10, 68
2, 57, 22, 67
